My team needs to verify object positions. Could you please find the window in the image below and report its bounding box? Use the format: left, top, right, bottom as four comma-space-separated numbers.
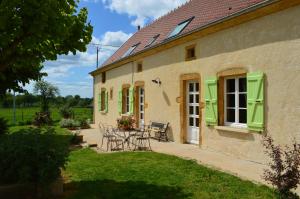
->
224, 76, 247, 127
122, 43, 140, 58
102, 72, 106, 83
185, 44, 196, 61
123, 87, 130, 114
137, 62, 143, 72
167, 17, 194, 38
145, 34, 160, 48
205, 71, 264, 131
98, 88, 108, 113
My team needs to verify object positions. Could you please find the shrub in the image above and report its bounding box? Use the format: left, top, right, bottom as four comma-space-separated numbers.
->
60, 119, 80, 129
0, 117, 8, 135
59, 106, 74, 119
262, 135, 300, 198
0, 128, 70, 187
33, 112, 52, 126
78, 117, 90, 129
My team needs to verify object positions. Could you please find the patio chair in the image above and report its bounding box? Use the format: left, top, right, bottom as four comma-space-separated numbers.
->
134, 125, 152, 151
99, 123, 117, 151
107, 125, 126, 151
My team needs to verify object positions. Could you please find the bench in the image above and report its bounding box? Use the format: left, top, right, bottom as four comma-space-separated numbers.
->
147, 122, 169, 142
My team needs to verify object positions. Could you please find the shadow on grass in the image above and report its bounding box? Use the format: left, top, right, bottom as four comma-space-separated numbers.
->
64, 179, 192, 199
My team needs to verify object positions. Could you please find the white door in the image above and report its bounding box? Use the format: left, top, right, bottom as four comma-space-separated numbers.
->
186, 81, 200, 144
139, 87, 145, 127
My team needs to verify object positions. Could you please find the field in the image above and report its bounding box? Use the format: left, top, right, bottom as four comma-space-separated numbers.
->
0, 107, 93, 125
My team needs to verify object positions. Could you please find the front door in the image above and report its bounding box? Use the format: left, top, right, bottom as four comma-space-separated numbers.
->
139, 87, 145, 128
186, 81, 200, 144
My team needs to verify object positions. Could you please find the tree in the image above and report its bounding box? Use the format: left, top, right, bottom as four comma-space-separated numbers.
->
34, 80, 59, 112
0, 0, 93, 95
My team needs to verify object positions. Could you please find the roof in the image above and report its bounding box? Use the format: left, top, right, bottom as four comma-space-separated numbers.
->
100, 0, 269, 68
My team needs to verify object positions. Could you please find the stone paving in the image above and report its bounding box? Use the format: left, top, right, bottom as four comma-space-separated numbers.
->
79, 125, 300, 195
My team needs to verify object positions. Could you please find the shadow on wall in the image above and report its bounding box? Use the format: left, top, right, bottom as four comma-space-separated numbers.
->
162, 91, 171, 106
167, 125, 174, 142
216, 129, 255, 141
64, 179, 191, 199
199, 7, 300, 59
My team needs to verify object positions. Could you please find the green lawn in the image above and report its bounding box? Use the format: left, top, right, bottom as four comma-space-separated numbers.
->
64, 149, 278, 199
0, 107, 93, 125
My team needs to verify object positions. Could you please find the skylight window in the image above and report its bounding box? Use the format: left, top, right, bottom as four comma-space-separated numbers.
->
145, 34, 160, 48
122, 43, 140, 58
167, 17, 194, 38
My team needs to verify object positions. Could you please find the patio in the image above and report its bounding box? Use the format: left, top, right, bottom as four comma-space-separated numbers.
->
79, 124, 300, 195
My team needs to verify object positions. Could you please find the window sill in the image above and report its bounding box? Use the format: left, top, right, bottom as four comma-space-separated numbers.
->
100, 111, 107, 114
185, 57, 196, 61
215, 126, 251, 134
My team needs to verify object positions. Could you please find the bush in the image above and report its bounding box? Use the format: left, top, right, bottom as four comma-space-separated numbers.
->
0, 117, 8, 135
59, 106, 74, 119
0, 128, 70, 187
18, 120, 32, 126
262, 135, 300, 198
33, 112, 52, 126
78, 117, 90, 129
60, 119, 80, 129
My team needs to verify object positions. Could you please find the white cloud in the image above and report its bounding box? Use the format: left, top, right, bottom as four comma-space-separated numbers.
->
43, 31, 131, 78
102, 0, 189, 27
101, 31, 132, 47
23, 31, 131, 97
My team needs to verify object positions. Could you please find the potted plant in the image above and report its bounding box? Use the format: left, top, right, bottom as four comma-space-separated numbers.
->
117, 116, 135, 130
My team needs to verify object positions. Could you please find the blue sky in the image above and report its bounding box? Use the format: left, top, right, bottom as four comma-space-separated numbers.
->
25, 0, 188, 98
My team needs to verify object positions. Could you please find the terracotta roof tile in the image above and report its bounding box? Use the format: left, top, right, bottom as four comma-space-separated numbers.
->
102, 0, 267, 67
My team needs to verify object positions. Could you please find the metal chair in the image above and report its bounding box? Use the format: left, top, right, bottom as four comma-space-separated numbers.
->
134, 125, 152, 151
108, 125, 126, 151
99, 123, 116, 151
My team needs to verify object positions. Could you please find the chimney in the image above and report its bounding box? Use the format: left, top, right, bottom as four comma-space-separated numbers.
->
137, 25, 141, 31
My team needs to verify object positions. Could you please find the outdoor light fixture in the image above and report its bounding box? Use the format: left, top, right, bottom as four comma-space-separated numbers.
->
152, 78, 161, 86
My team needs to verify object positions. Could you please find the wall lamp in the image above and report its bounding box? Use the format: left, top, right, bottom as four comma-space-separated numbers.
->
151, 78, 161, 86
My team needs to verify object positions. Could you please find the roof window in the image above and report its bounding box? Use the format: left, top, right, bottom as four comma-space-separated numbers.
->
122, 43, 140, 58
167, 17, 194, 38
145, 34, 160, 48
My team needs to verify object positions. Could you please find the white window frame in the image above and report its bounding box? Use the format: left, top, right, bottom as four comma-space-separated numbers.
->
224, 76, 247, 128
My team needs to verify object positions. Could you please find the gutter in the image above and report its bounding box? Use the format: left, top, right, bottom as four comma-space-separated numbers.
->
90, 0, 278, 76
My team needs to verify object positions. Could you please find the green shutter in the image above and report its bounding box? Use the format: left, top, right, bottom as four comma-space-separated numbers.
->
118, 89, 122, 115
247, 72, 264, 131
129, 86, 134, 115
205, 77, 218, 126
98, 93, 101, 112
104, 91, 108, 113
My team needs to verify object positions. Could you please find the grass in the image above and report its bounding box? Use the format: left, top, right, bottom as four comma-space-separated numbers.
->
0, 107, 93, 125
64, 149, 278, 199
